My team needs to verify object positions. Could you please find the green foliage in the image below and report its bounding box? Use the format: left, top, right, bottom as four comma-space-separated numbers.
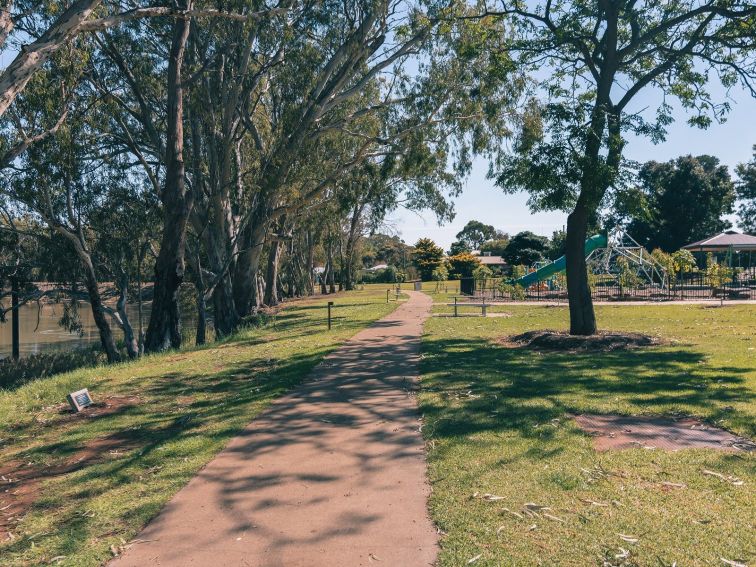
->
618, 155, 736, 251
546, 229, 566, 260
672, 250, 697, 274
360, 266, 403, 284
616, 257, 642, 294
479, 237, 509, 257
453, 220, 500, 250
361, 234, 413, 270
497, 281, 526, 300
412, 238, 446, 281
447, 252, 481, 279
706, 253, 733, 292
735, 146, 756, 234
472, 264, 492, 282
0, 346, 106, 390
503, 231, 548, 266
510, 264, 527, 280
431, 264, 449, 292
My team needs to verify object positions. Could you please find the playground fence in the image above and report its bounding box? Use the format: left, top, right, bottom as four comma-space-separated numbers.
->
460, 266, 756, 302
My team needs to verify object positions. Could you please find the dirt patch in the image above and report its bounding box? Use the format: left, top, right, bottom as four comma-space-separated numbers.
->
499, 330, 662, 352
1, 397, 142, 541
574, 413, 756, 452
59, 394, 140, 419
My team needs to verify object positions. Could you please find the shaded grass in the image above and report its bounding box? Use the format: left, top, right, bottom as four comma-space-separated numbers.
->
419, 303, 755, 566
0, 288, 397, 566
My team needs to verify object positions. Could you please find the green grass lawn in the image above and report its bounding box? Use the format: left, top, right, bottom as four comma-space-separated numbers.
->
0, 287, 398, 566
420, 303, 755, 567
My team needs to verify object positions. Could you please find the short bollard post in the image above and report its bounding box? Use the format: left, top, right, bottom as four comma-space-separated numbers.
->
387, 289, 390, 303
482, 297, 487, 317
454, 296, 458, 317
327, 301, 334, 330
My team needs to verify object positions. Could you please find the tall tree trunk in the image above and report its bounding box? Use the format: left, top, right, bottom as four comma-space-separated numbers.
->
116, 274, 139, 359
233, 209, 268, 315
195, 289, 207, 345
212, 274, 238, 337
144, 4, 193, 352
264, 238, 282, 306
565, 205, 595, 335
306, 230, 316, 295
327, 238, 336, 294
55, 226, 120, 362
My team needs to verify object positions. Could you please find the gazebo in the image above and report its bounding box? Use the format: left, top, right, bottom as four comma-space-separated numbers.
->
683, 230, 756, 267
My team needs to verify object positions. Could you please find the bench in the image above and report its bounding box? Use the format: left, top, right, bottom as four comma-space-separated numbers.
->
446, 297, 489, 317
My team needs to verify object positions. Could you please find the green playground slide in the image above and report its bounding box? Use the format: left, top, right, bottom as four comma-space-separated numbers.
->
514, 234, 607, 287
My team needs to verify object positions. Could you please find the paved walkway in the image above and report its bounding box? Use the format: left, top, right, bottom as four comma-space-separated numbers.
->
112, 291, 437, 567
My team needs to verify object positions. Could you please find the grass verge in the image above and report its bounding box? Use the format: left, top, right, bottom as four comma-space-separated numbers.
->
419, 303, 755, 566
0, 287, 397, 566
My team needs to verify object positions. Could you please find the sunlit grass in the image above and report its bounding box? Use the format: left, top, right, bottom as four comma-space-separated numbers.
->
420, 303, 755, 566
0, 288, 397, 566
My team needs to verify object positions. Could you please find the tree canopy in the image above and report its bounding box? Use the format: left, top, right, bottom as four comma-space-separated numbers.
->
478, 0, 756, 334
412, 238, 446, 281
616, 155, 735, 251
735, 147, 756, 234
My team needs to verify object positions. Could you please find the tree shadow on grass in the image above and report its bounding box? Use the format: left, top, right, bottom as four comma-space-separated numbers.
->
419, 335, 754, 444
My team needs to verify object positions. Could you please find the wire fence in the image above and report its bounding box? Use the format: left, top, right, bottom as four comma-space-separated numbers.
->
460, 266, 756, 302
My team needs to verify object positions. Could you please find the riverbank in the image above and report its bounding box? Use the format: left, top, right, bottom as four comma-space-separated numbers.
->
0, 287, 399, 566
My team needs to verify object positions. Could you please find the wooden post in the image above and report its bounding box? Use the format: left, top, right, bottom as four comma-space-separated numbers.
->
11, 278, 20, 361
454, 296, 458, 317
387, 289, 390, 303
327, 301, 333, 330
482, 297, 487, 317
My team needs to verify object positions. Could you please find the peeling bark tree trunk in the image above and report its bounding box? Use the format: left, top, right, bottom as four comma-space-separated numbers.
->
145, 3, 193, 352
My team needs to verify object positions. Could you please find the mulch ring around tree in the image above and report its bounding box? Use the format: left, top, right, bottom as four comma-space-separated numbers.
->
498, 330, 664, 352
573, 413, 756, 452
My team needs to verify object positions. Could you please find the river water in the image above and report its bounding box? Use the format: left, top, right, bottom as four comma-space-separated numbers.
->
0, 302, 149, 359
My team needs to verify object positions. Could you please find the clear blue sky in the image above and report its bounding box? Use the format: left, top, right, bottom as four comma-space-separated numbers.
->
388, 84, 754, 250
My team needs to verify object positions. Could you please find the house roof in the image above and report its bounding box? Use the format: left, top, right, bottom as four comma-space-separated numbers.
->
682, 230, 756, 251
366, 263, 389, 271
478, 255, 506, 265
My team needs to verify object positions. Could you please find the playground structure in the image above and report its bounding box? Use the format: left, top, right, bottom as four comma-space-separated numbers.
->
513, 230, 666, 292
464, 229, 756, 301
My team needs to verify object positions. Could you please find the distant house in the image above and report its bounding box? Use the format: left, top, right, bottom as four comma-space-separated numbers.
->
472, 251, 507, 270
478, 255, 507, 268
366, 263, 389, 271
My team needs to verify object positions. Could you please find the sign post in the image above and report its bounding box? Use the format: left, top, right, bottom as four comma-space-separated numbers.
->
327, 301, 334, 330
67, 388, 93, 412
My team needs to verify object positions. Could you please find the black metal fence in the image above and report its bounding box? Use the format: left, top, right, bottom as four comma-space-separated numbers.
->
460, 266, 756, 302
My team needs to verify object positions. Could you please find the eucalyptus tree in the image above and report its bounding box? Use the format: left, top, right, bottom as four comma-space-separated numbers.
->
2, 114, 141, 362
480, 0, 756, 334
0, 1, 285, 120
231, 0, 520, 315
